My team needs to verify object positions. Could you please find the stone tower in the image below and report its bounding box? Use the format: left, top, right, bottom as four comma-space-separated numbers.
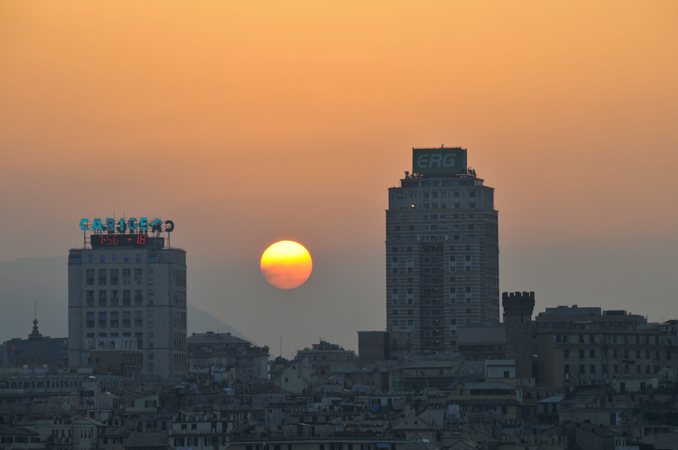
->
503, 291, 535, 379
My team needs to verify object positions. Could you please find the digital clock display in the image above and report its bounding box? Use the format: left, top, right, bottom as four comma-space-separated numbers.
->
91, 234, 149, 247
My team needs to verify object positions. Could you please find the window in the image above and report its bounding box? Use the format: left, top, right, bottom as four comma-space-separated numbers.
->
98, 312, 107, 328
135, 254, 141, 262
590, 349, 595, 358
98, 291, 107, 307
111, 312, 119, 328
99, 255, 105, 263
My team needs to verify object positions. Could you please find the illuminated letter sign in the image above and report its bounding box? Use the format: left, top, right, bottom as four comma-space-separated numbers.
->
78, 217, 175, 233
412, 148, 467, 174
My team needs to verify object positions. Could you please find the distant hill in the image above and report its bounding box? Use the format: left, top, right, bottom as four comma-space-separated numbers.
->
0, 256, 247, 343
187, 303, 248, 341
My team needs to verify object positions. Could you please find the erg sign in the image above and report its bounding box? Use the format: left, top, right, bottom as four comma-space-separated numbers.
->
412, 148, 467, 174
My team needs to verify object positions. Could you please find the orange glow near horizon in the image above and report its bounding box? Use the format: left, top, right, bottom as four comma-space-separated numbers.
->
260, 241, 313, 289
0, 0, 677, 259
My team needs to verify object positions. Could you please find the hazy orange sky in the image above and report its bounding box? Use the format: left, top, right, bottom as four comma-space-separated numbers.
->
1, 1, 677, 353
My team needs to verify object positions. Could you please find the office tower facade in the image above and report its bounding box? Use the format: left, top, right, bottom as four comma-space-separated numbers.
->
386, 148, 499, 354
68, 219, 187, 379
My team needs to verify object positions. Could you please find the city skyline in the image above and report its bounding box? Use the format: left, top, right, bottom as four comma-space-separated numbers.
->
1, 1, 678, 355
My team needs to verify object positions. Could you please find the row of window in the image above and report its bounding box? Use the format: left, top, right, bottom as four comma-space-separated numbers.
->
565, 348, 671, 361
391, 265, 473, 275
86, 254, 142, 263
390, 318, 476, 327
391, 308, 475, 317
391, 276, 476, 284
565, 364, 663, 375
394, 224, 480, 232
86, 289, 150, 306
555, 334, 662, 345
86, 310, 152, 329
86, 331, 146, 348
396, 202, 478, 210
393, 213, 493, 222
392, 286, 474, 295
85, 268, 151, 286
396, 190, 478, 200
392, 255, 473, 263
87, 268, 146, 276
391, 245, 474, 253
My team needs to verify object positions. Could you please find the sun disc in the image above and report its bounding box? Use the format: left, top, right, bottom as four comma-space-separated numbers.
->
260, 240, 312, 289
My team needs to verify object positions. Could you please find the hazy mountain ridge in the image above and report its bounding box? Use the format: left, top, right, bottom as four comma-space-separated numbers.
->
0, 256, 247, 343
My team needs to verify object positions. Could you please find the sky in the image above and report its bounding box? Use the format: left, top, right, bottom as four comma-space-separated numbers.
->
1, 1, 677, 355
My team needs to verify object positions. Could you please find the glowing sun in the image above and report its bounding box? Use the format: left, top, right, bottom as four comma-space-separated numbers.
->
260, 240, 313, 289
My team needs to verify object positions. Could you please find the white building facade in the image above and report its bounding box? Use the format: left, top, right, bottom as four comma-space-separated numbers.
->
68, 224, 187, 380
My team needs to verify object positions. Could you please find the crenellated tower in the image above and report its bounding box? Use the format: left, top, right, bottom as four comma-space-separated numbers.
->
503, 291, 535, 379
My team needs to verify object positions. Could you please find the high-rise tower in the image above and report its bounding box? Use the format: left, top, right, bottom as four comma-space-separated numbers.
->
386, 148, 499, 354
68, 217, 187, 380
